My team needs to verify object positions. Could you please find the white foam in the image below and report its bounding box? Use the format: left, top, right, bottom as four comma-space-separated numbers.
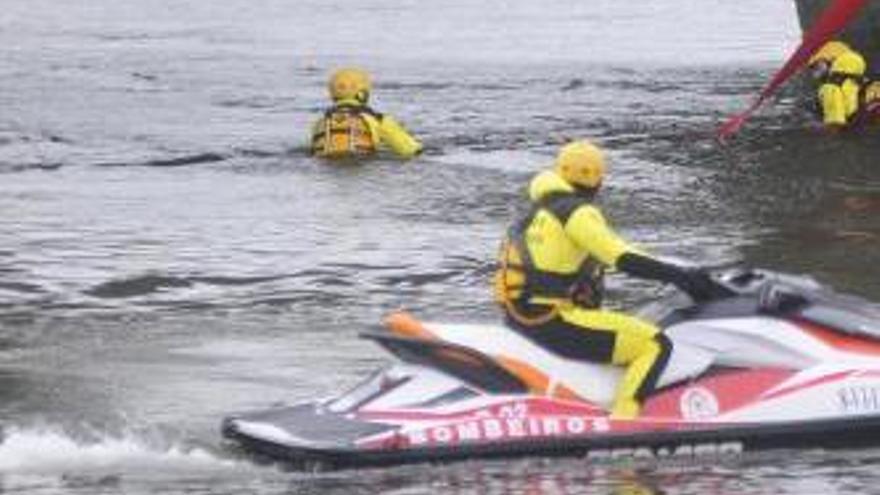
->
0, 428, 239, 475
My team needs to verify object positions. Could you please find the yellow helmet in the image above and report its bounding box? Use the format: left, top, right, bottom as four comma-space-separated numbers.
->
328, 68, 371, 103
809, 41, 851, 66
831, 51, 866, 77
554, 140, 606, 189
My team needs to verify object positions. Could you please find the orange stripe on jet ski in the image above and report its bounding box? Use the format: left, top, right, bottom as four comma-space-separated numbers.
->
496, 357, 551, 395
495, 358, 587, 401
551, 383, 586, 403
797, 319, 880, 356
384, 311, 437, 340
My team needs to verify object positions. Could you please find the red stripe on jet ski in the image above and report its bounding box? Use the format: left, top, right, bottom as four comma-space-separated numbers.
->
796, 319, 880, 356
642, 369, 793, 419
356, 397, 605, 422
759, 370, 854, 402
374, 414, 711, 450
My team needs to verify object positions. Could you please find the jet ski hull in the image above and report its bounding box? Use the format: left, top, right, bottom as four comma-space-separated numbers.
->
223, 403, 880, 468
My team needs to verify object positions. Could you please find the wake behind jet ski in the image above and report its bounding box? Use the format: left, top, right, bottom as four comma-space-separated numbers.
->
223, 268, 880, 468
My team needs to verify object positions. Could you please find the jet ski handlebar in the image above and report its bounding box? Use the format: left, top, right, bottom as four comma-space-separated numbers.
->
667, 266, 796, 304
664, 266, 736, 303
698, 267, 823, 303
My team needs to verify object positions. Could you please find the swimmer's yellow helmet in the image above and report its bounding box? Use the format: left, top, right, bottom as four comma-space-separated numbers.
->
328, 68, 371, 104
554, 140, 606, 190
809, 41, 852, 67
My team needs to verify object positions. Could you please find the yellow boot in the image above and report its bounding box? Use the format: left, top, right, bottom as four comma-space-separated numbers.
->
610, 336, 660, 420
611, 397, 641, 420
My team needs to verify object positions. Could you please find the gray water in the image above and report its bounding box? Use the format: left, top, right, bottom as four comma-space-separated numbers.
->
3, 1, 880, 493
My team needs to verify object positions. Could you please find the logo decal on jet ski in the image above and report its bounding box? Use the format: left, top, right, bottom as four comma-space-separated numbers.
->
585, 441, 744, 461
838, 386, 880, 413
406, 415, 609, 447
680, 387, 720, 419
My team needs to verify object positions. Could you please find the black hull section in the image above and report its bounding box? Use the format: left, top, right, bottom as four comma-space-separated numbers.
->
223, 414, 880, 470
794, 0, 880, 68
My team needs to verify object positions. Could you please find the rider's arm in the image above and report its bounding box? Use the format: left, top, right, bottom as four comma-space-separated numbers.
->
375, 114, 423, 159
564, 205, 694, 287
616, 253, 692, 285
564, 205, 635, 267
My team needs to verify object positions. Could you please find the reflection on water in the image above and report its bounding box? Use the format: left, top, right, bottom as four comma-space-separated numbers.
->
273, 450, 880, 495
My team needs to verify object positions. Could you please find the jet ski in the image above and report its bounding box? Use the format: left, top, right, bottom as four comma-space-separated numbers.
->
222, 268, 880, 468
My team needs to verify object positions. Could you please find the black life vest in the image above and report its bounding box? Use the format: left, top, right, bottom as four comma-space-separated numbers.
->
494, 192, 605, 324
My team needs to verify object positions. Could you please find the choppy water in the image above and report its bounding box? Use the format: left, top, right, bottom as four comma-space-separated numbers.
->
3, 0, 880, 493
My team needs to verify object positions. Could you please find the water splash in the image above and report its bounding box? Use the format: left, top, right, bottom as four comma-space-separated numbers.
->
0, 428, 239, 475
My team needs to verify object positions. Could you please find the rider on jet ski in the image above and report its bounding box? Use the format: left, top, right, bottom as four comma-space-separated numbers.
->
494, 140, 719, 419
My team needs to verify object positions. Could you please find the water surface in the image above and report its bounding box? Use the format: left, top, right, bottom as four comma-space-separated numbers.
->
3, 1, 880, 493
